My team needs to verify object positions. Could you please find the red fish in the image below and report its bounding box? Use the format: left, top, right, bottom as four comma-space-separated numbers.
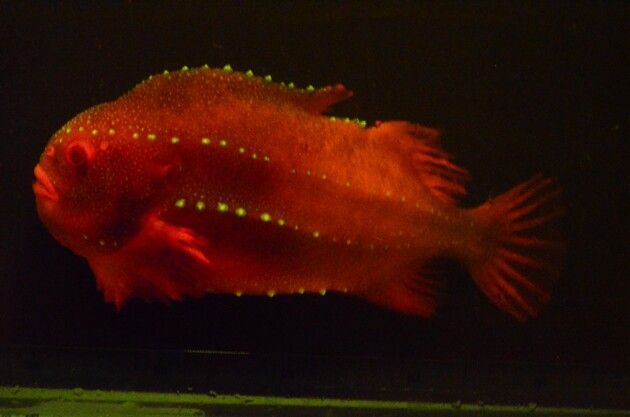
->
33, 65, 564, 321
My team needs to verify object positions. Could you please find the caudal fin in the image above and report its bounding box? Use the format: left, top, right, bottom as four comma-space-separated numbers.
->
468, 175, 565, 321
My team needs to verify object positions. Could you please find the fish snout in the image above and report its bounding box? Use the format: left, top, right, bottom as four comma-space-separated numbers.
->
33, 164, 59, 202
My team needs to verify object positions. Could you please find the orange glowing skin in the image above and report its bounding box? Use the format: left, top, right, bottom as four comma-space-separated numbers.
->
33, 66, 564, 321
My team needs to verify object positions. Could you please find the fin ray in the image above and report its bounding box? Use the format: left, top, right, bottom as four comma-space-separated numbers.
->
369, 121, 469, 204
468, 176, 564, 321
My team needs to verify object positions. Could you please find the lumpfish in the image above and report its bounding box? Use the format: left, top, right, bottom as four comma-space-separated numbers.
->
33, 65, 564, 321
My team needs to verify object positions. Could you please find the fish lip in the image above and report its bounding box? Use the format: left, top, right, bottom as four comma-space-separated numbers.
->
33, 164, 59, 202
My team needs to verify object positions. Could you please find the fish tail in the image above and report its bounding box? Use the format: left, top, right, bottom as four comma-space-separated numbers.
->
467, 175, 565, 321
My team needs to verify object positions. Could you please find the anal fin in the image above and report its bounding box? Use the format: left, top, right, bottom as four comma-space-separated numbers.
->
361, 266, 442, 318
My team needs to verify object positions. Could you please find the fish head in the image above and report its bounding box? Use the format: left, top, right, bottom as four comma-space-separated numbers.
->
33, 113, 162, 257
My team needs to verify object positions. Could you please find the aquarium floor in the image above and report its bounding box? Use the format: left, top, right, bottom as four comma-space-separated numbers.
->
0, 386, 627, 417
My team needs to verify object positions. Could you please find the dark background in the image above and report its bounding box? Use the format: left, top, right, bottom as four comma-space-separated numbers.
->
0, 1, 626, 373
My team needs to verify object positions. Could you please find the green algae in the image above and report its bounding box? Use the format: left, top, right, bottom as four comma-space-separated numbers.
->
0, 386, 627, 416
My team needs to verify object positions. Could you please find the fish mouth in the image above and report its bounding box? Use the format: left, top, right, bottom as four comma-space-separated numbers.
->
33, 164, 59, 202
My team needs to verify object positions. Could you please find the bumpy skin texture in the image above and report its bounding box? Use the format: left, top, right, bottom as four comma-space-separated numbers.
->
33, 66, 564, 320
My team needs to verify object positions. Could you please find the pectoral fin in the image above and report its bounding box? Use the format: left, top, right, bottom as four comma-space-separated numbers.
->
87, 214, 214, 309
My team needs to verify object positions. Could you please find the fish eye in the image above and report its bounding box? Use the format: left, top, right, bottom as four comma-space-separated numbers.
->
65, 142, 94, 172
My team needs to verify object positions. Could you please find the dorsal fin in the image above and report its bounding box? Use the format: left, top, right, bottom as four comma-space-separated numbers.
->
369, 121, 470, 204
129, 65, 353, 114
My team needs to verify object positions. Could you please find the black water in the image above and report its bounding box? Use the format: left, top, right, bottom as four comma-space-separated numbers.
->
0, 1, 626, 407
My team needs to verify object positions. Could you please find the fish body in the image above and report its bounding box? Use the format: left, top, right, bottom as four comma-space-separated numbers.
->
33, 66, 564, 320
